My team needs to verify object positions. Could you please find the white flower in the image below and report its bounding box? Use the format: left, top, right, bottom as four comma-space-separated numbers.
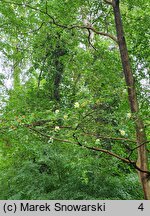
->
48, 137, 53, 144
127, 113, 132, 119
123, 89, 127, 94
119, 129, 126, 136
55, 109, 59, 114
95, 139, 100, 144
55, 126, 60, 131
74, 102, 80, 108
63, 115, 68, 120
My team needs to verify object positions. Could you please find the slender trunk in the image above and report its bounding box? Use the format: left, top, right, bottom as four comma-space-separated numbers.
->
13, 45, 21, 90
13, 62, 21, 90
54, 59, 63, 102
53, 42, 66, 103
112, 0, 150, 199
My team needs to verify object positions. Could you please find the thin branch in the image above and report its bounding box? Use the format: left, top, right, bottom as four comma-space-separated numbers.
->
68, 25, 118, 43
29, 127, 77, 144
73, 133, 82, 146
24, 120, 52, 127
133, 140, 150, 151
128, 140, 150, 160
104, 0, 113, 6
24, 120, 72, 129
45, 1, 48, 14
82, 131, 137, 143
29, 22, 45, 33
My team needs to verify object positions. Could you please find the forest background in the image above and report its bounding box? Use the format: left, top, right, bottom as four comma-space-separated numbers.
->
0, 0, 150, 200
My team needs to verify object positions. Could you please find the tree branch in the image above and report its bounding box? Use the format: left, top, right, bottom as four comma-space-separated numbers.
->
2, 120, 149, 174
23, 118, 136, 143
29, 127, 134, 164
30, 127, 150, 175
68, 25, 118, 43
45, 1, 48, 14
104, 0, 113, 6
1, 117, 137, 144
1, 0, 118, 43
24, 120, 71, 129
82, 131, 137, 143
128, 140, 150, 160
29, 22, 45, 33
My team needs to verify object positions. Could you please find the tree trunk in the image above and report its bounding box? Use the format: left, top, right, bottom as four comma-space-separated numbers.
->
112, 0, 150, 199
13, 45, 21, 90
53, 41, 66, 103
13, 62, 21, 90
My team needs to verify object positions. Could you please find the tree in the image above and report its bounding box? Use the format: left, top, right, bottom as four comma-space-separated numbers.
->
109, 0, 150, 200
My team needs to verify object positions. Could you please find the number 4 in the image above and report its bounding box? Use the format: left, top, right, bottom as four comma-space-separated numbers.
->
138, 203, 144, 211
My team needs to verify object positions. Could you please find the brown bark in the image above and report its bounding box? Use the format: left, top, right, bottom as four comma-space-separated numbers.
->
53, 39, 66, 102
112, 0, 150, 199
